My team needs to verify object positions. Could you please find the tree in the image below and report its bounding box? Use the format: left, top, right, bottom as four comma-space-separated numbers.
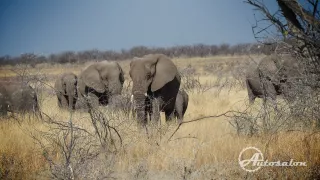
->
246, 0, 320, 58
243, 0, 320, 129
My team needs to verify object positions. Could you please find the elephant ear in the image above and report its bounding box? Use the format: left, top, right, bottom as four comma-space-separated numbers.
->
55, 77, 65, 94
151, 55, 177, 92
82, 65, 105, 93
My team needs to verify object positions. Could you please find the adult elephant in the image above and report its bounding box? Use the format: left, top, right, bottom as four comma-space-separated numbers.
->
77, 61, 124, 108
246, 53, 300, 104
130, 54, 181, 126
54, 73, 78, 110
0, 81, 39, 115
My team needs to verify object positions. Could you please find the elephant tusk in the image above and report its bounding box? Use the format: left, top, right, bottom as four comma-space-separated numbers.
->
130, 95, 134, 103
144, 93, 148, 97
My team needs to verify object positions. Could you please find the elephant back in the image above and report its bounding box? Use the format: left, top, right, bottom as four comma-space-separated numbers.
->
62, 73, 77, 83
258, 55, 279, 76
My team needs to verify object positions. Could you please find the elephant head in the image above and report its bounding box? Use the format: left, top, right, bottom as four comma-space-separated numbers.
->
130, 54, 177, 95
78, 61, 124, 106
129, 54, 180, 125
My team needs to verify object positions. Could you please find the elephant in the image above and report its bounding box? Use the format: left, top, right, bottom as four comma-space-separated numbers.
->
77, 61, 124, 109
173, 89, 189, 123
54, 73, 78, 110
129, 54, 181, 126
0, 81, 39, 116
245, 53, 301, 104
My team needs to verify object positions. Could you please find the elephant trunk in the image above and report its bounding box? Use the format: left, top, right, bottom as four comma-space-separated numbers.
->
66, 83, 76, 110
133, 93, 148, 126
132, 79, 150, 126
108, 79, 123, 98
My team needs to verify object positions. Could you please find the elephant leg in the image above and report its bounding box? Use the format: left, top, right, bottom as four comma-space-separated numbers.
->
32, 96, 39, 114
0, 103, 8, 116
0, 109, 7, 116
61, 95, 68, 108
34, 103, 42, 120
175, 105, 184, 124
174, 110, 178, 119
165, 110, 175, 122
264, 81, 278, 110
146, 97, 153, 122
246, 80, 256, 105
249, 95, 256, 105
56, 92, 61, 107
148, 113, 152, 122
173, 110, 181, 124
269, 94, 278, 111
56, 93, 66, 108
72, 97, 77, 110
0, 94, 7, 116
131, 104, 136, 119
57, 96, 62, 108
147, 105, 152, 122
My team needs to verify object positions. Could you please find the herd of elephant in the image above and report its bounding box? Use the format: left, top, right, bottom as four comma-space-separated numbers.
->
0, 54, 189, 126
53, 53, 189, 125
0, 53, 301, 125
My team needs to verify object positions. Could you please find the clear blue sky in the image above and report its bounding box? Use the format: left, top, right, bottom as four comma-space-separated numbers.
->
0, 0, 271, 56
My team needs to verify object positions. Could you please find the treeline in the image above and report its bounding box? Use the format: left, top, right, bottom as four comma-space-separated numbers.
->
0, 43, 265, 66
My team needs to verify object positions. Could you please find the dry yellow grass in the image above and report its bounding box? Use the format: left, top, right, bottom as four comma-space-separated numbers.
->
0, 118, 47, 179
0, 56, 319, 179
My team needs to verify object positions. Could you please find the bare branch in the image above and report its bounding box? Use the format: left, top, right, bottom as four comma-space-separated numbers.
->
168, 110, 247, 141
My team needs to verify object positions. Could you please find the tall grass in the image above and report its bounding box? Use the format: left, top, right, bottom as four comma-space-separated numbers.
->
0, 118, 47, 179
0, 56, 319, 179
